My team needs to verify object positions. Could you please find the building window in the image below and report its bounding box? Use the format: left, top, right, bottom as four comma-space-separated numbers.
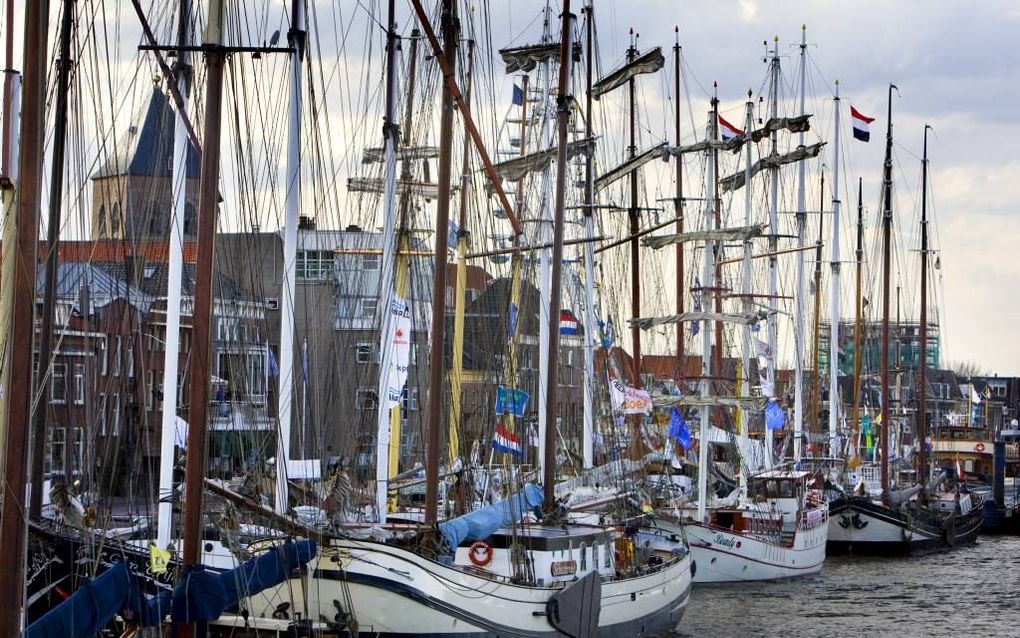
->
127, 342, 135, 378
98, 392, 107, 435
97, 205, 107, 237
99, 337, 108, 376
51, 363, 68, 404
265, 297, 279, 310
113, 335, 122, 376
356, 389, 378, 410
47, 427, 66, 476
111, 203, 121, 236
401, 387, 419, 412
146, 370, 155, 411
112, 394, 121, 435
355, 343, 374, 364
296, 250, 334, 280
360, 297, 377, 318
362, 253, 380, 271
183, 203, 196, 236
74, 364, 85, 405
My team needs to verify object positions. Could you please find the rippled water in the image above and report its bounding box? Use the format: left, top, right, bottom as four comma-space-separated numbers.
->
669, 535, 1020, 638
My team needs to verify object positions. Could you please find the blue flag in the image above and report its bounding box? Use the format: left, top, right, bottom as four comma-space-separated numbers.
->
600, 317, 615, 350
267, 347, 280, 378
495, 385, 529, 418
512, 83, 524, 106
765, 400, 786, 431
508, 303, 519, 339
668, 408, 692, 450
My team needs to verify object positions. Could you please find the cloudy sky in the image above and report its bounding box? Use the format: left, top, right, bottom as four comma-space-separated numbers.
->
7, 0, 1020, 375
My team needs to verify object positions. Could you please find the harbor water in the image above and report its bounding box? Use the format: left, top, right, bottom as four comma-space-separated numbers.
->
669, 535, 1020, 637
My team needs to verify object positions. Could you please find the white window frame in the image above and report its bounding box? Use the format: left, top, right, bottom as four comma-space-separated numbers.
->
73, 363, 85, 405
360, 297, 378, 318
362, 253, 380, 271
401, 387, 419, 412
112, 393, 121, 435
356, 388, 379, 411
127, 342, 135, 378
99, 336, 108, 376
98, 392, 107, 435
50, 363, 68, 404
355, 343, 374, 364
113, 335, 122, 377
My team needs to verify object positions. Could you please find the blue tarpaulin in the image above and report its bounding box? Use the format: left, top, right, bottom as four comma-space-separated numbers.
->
438, 484, 544, 552
143, 539, 317, 625
26, 561, 134, 638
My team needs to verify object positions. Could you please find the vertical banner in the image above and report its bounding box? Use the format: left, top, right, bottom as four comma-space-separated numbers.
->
385, 297, 412, 407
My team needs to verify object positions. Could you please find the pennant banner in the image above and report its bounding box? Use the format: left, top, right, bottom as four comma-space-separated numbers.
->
609, 377, 652, 415
384, 297, 412, 407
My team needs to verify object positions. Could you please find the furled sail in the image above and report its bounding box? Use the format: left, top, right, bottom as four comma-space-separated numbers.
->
666, 138, 743, 156
654, 394, 765, 411
347, 177, 457, 199
630, 310, 768, 330
719, 142, 825, 192
490, 138, 595, 184
592, 47, 665, 99
594, 142, 668, 192
499, 43, 561, 73
749, 114, 812, 143
643, 224, 765, 249
361, 145, 439, 164
438, 484, 544, 551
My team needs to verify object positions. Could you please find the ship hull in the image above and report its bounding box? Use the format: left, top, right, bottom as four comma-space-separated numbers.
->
681, 518, 828, 583
827, 495, 983, 555
309, 536, 692, 637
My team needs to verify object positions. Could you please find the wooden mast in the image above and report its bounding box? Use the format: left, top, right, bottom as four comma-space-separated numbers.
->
879, 83, 897, 502
180, 2, 226, 633
424, 0, 458, 526
918, 124, 932, 482
580, 2, 596, 468
30, 0, 75, 517
627, 30, 641, 386
849, 177, 865, 467
0, 0, 48, 631
673, 27, 684, 380
543, 0, 573, 505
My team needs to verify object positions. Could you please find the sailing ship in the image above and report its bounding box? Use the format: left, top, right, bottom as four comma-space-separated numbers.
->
826, 87, 983, 555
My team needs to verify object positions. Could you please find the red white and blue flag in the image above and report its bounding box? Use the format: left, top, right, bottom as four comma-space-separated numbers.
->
492, 424, 524, 457
718, 115, 743, 142
559, 310, 579, 336
851, 106, 875, 142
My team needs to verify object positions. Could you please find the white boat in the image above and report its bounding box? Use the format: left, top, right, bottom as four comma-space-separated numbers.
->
305, 523, 692, 636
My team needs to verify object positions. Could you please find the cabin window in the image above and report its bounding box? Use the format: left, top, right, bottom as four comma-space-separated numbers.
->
74, 364, 86, 405
355, 343, 374, 364
50, 363, 68, 404
356, 389, 378, 411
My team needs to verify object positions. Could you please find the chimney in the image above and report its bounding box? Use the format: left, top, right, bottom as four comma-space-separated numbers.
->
298, 215, 316, 231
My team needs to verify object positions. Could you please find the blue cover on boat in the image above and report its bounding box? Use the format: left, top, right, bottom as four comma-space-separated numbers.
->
438, 483, 544, 551
140, 539, 317, 625
26, 561, 133, 638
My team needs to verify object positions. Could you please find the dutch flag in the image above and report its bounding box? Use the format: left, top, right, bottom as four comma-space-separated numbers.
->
851, 106, 875, 142
492, 425, 524, 457
718, 115, 743, 142
559, 310, 579, 336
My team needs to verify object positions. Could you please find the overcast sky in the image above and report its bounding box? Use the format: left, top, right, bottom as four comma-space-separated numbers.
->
7, 0, 1019, 375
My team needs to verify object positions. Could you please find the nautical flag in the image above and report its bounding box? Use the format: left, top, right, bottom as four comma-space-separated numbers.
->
765, 399, 786, 431
971, 386, 982, 405
600, 318, 616, 350
668, 407, 692, 451
448, 220, 460, 249
492, 424, 524, 457
149, 543, 172, 575
718, 115, 743, 142
691, 277, 702, 336
559, 310, 579, 336
851, 106, 875, 142
495, 385, 530, 418
512, 83, 524, 106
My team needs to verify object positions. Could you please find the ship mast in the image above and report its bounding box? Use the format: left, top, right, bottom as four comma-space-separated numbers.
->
373, 0, 403, 523
156, 0, 193, 548
739, 90, 754, 495
276, 0, 306, 516
765, 36, 781, 467
793, 25, 807, 464
537, 1, 553, 479
810, 172, 824, 450
828, 81, 843, 455
673, 27, 685, 381
580, 2, 596, 468
424, 0, 458, 526
849, 177, 864, 467
918, 124, 932, 483
543, 0, 574, 504
879, 83, 897, 502
627, 30, 642, 389
0, 0, 47, 630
